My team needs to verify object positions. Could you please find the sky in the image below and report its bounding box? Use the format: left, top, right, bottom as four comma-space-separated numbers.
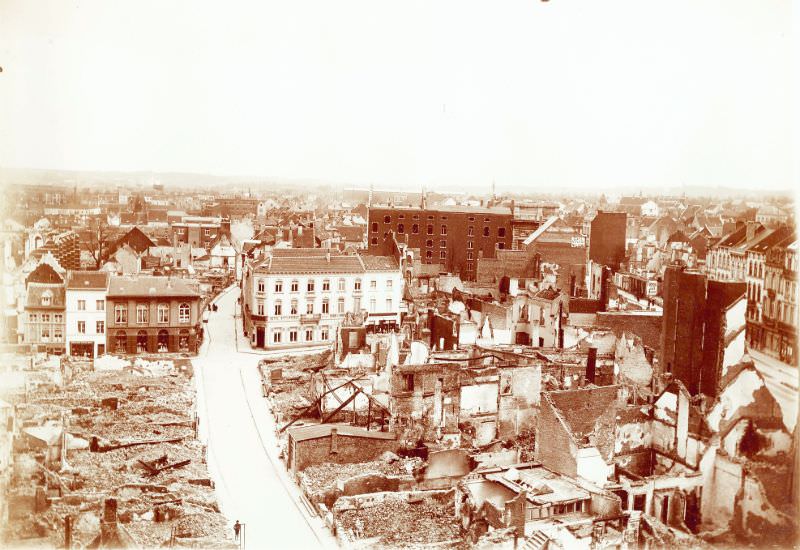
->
0, 0, 795, 192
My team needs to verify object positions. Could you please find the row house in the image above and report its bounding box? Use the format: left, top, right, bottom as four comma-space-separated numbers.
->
107, 275, 201, 354
171, 216, 231, 251
705, 222, 764, 281
23, 262, 66, 354
242, 249, 402, 351
65, 271, 109, 358
751, 238, 798, 365
744, 226, 794, 325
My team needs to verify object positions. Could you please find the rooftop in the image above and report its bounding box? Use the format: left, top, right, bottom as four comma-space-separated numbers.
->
107, 275, 199, 297
66, 270, 109, 290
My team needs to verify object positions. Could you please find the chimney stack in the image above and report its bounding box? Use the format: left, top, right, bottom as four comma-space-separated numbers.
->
586, 347, 597, 384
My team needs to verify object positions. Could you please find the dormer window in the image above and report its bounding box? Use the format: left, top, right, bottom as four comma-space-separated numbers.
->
41, 290, 52, 306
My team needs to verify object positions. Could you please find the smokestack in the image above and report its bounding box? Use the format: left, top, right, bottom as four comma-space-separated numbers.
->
586, 347, 597, 384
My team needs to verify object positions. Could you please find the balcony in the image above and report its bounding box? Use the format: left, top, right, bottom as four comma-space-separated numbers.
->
300, 314, 321, 324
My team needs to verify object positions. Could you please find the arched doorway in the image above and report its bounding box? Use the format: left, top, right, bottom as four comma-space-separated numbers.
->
157, 329, 169, 352
115, 331, 127, 353
179, 329, 190, 352
136, 330, 148, 353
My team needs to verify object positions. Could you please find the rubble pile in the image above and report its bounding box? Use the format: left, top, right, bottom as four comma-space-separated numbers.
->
337, 491, 462, 548
301, 457, 420, 494
4, 355, 234, 549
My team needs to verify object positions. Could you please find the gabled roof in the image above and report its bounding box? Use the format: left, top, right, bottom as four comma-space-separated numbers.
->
26, 261, 64, 285
25, 282, 66, 309
747, 226, 794, 254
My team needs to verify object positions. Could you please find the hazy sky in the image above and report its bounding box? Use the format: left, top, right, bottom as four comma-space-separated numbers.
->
0, 0, 794, 191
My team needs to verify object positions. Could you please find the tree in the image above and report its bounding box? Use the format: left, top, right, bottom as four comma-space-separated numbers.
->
84, 218, 113, 269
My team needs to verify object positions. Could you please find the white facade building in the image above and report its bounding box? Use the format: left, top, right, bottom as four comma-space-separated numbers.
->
65, 271, 109, 357
243, 250, 402, 351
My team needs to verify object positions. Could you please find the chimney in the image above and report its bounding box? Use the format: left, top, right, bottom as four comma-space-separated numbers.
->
510, 199, 515, 217
586, 347, 597, 384
745, 221, 758, 241
329, 427, 338, 454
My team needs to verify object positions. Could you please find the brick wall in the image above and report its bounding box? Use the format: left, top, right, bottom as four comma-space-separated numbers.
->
290, 432, 399, 474
535, 395, 578, 478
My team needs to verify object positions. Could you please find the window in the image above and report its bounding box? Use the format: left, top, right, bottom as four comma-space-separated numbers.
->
426, 239, 433, 248
402, 373, 414, 391
290, 299, 298, 315
368, 280, 375, 290
291, 280, 299, 292
467, 241, 473, 249
353, 296, 361, 311
386, 279, 393, 289
483, 226, 490, 237
157, 303, 169, 323
273, 330, 282, 343
440, 250, 446, 259
467, 262, 473, 271
306, 302, 314, 314
440, 240, 447, 248
97, 321, 105, 334
78, 321, 86, 334
371, 237, 378, 245
322, 300, 329, 314
412, 224, 419, 234
321, 328, 329, 340
369, 298, 376, 312
386, 298, 393, 311
371, 222, 378, 233
338, 297, 345, 313
398, 223, 405, 234
338, 278, 346, 291
498, 243, 505, 250
307, 279, 315, 292
41, 327, 50, 341
257, 302, 265, 316
384, 215, 391, 223
54, 313, 63, 323
42, 313, 50, 323
289, 328, 298, 342
275, 280, 283, 292
29, 313, 38, 323
498, 227, 506, 237
274, 301, 282, 315
54, 327, 62, 341
322, 279, 330, 291
115, 304, 128, 324
427, 224, 433, 235
257, 279, 265, 292
78, 300, 86, 311
305, 328, 314, 341
354, 279, 362, 291
441, 224, 447, 235
426, 250, 433, 259
96, 300, 105, 311
467, 252, 473, 260
136, 304, 148, 324
179, 303, 190, 323
468, 226, 474, 236
41, 291, 52, 306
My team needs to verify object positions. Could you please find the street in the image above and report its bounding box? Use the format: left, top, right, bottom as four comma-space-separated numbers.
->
193, 286, 337, 549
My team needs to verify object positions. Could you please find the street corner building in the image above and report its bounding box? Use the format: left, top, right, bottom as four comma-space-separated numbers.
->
242, 249, 402, 351
106, 275, 201, 355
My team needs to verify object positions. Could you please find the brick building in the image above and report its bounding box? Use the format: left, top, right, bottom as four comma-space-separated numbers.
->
367, 204, 513, 281
106, 275, 201, 355
286, 424, 397, 475
752, 238, 798, 365
171, 216, 231, 251
27, 230, 81, 271
660, 266, 747, 397
589, 211, 627, 271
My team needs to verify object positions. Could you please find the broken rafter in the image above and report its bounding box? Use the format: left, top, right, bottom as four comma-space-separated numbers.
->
139, 459, 191, 477
96, 436, 184, 452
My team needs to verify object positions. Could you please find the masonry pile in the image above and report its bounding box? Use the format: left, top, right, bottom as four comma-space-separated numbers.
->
2, 354, 234, 548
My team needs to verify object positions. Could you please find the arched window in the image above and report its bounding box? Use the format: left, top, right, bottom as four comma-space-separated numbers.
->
157, 329, 169, 352
412, 224, 419, 234
157, 303, 169, 323
398, 223, 405, 234
136, 330, 148, 353
115, 303, 128, 324
179, 329, 190, 351
136, 304, 148, 324
115, 331, 127, 352
179, 303, 190, 323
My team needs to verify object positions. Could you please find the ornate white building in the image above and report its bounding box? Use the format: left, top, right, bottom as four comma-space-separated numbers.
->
242, 249, 402, 351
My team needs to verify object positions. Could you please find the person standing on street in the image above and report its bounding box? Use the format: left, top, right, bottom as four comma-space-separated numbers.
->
233, 520, 241, 542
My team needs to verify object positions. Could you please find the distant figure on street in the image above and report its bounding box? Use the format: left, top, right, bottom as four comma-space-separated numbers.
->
233, 520, 241, 541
